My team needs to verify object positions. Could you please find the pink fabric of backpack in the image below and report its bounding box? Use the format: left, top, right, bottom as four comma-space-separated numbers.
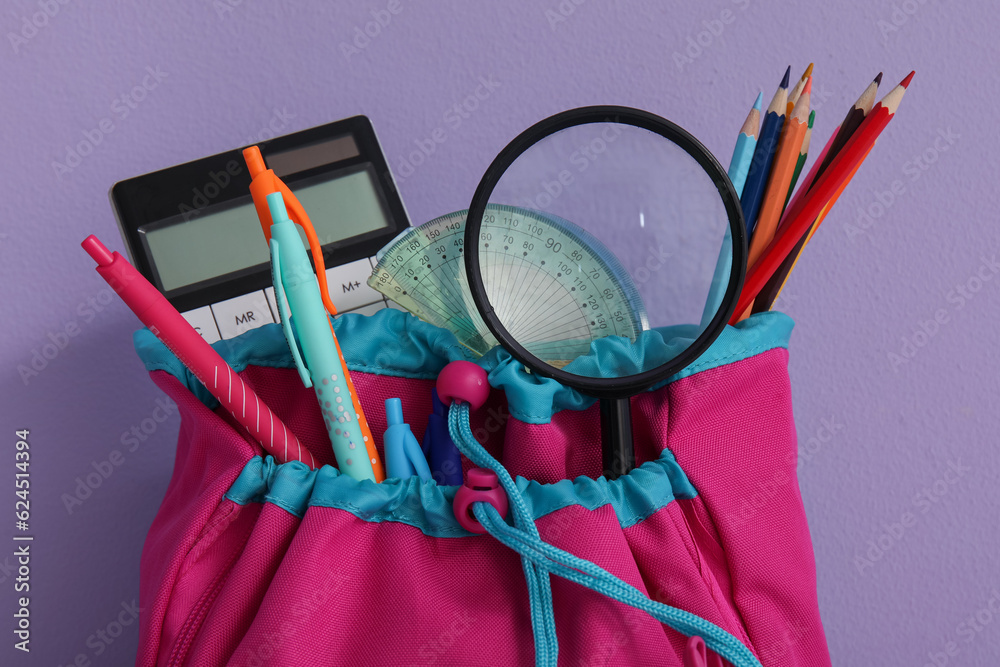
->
132, 308, 830, 666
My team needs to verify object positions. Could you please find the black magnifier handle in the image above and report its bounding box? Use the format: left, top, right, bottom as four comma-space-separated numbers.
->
600, 397, 635, 480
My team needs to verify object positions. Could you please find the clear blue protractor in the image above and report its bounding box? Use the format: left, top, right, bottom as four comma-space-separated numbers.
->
368, 204, 648, 365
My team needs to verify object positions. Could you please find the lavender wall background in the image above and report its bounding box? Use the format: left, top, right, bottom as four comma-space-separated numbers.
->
1, 1, 997, 664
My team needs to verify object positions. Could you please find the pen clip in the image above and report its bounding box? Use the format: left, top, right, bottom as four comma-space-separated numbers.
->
270, 238, 312, 388
404, 428, 432, 481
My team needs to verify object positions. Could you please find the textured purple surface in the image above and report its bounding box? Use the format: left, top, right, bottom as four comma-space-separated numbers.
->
1, 1, 997, 664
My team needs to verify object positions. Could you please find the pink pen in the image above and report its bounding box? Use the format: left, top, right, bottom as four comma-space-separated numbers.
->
82, 235, 315, 468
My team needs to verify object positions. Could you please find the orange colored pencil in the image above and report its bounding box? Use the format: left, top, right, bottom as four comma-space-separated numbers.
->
786, 63, 813, 116
729, 71, 914, 324
748, 77, 811, 269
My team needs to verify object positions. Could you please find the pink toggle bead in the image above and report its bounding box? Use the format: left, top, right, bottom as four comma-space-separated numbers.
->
453, 468, 508, 534
436, 360, 490, 410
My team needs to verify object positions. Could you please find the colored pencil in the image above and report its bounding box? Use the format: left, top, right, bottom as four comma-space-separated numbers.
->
784, 109, 815, 208
739, 66, 790, 237
748, 77, 811, 269
786, 63, 813, 116
702, 91, 763, 327
777, 129, 837, 236
729, 71, 913, 323
813, 73, 883, 183
759, 73, 885, 310
728, 91, 763, 196
781, 73, 883, 229
754, 143, 874, 312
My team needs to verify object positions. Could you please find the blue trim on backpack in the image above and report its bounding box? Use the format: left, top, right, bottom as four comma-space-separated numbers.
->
135, 307, 793, 423
224, 447, 697, 536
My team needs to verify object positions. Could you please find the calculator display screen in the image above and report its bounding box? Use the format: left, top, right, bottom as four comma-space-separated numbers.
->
141, 166, 391, 292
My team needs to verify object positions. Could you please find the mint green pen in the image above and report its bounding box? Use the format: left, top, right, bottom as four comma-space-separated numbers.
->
266, 192, 381, 482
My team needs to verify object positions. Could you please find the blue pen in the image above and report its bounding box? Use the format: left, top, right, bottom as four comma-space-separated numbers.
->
421, 389, 463, 485
266, 192, 381, 482
383, 399, 432, 481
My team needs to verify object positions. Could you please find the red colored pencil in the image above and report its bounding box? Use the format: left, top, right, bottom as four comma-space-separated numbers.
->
729, 71, 914, 323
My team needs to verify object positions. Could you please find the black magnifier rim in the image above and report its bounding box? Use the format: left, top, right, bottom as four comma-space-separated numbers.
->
464, 105, 746, 399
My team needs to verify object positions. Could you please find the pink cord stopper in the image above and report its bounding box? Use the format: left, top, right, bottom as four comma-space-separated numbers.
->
436, 360, 490, 410
453, 468, 508, 534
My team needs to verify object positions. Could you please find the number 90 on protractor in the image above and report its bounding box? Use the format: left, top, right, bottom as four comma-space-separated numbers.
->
368, 204, 648, 366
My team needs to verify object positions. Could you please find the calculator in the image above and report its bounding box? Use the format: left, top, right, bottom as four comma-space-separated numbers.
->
110, 116, 410, 343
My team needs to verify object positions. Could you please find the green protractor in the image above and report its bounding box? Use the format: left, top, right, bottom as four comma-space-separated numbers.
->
368, 204, 648, 365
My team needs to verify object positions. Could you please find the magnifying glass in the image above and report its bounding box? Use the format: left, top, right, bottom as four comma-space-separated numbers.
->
464, 106, 746, 479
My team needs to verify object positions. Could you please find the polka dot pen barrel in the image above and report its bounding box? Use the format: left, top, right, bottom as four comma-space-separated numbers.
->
264, 191, 384, 482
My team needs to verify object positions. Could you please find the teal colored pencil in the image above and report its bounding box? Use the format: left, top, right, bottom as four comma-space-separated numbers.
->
702, 91, 764, 327
728, 91, 762, 197
740, 66, 790, 237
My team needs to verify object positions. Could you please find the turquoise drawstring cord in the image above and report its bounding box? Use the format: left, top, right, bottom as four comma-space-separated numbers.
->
449, 403, 762, 667
449, 403, 558, 665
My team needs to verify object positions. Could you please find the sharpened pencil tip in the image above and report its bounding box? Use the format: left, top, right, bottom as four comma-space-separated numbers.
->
780, 66, 791, 88
802, 77, 812, 95
803, 63, 814, 80
874, 72, 884, 86
900, 70, 915, 88
807, 109, 815, 127
753, 91, 763, 111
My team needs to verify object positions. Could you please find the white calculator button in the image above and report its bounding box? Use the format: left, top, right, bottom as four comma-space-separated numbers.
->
264, 286, 287, 322
181, 305, 221, 344
347, 301, 387, 317
325, 258, 382, 312
212, 291, 274, 339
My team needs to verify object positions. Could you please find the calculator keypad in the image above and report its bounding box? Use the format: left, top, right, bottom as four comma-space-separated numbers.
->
184, 257, 390, 342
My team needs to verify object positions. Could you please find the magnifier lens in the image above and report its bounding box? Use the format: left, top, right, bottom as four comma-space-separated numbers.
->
474, 118, 738, 382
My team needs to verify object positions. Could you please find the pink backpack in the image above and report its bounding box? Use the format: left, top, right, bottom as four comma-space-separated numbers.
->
133, 308, 830, 666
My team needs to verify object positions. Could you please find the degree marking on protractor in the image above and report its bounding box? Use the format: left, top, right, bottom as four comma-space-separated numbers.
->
371, 205, 646, 360
481, 218, 626, 341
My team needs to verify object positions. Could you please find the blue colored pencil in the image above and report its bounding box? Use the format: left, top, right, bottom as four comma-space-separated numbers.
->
728, 91, 763, 197
701, 91, 764, 327
740, 66, 790, 238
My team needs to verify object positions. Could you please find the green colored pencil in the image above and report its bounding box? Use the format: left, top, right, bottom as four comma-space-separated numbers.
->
783, 109, 815, 210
